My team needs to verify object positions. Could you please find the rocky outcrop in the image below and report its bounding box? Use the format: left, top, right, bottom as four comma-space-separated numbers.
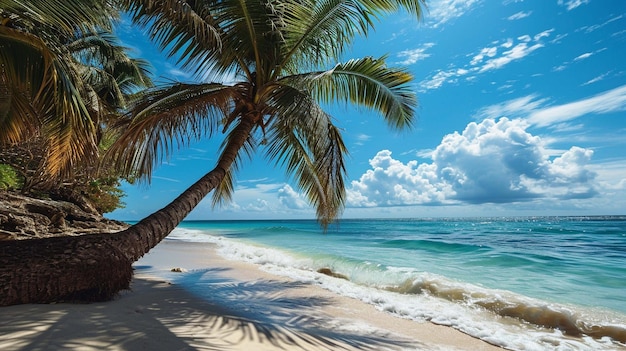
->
0, 192, 128, 240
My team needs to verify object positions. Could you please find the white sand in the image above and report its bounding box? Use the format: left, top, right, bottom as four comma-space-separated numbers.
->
0, 240, 504, 350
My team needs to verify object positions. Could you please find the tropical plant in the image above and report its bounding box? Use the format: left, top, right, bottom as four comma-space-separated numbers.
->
0, 163, 21, 190
0, 1, 151, 211
0, 0, 122, 176
0, 0, 424, 305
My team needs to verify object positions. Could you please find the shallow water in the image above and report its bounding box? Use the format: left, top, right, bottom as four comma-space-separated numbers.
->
167, 217, 626, 350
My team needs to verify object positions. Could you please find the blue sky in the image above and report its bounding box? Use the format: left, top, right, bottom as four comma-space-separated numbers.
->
108, 0, 626, 221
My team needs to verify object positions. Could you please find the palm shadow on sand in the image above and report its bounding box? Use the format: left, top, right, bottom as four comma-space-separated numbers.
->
0, 267, 423, 351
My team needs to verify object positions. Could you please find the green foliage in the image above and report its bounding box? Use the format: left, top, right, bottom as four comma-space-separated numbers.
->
0, 163, 22, 190
84, 177, 126, 214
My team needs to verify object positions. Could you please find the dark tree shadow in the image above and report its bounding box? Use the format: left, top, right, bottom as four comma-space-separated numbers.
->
0, 267, 425, 351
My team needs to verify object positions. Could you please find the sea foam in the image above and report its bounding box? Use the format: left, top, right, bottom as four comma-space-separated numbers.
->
165, 227, 626, 351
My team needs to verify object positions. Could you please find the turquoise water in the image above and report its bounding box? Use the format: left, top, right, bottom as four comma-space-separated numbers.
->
168, 216, 626, 350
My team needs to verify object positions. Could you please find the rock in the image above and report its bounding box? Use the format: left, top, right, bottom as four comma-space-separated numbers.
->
317, 267, 349, 281
170, 267, 186, 273
0, 191, 128, 240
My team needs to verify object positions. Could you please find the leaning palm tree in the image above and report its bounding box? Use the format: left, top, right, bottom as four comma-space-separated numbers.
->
0, 0, 424, 305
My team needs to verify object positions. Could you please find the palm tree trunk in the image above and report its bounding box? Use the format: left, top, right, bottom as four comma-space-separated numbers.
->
0, 119, 255, 306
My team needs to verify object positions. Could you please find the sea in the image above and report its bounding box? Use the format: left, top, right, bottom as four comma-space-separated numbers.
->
163, 216, 626, 351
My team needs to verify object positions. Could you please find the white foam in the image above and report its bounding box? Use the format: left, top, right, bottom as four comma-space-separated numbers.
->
167, 228, 626, 350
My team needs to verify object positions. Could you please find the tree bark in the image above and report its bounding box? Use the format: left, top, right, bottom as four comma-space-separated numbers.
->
0, 119, 254, 306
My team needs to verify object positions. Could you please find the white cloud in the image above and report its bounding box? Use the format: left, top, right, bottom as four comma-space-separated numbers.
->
528, 85, 626, 127
354, 133, 372, 146
397, 43, 435, 65
420, 70, 462, 90
474, 85, 626, 128
501, 38, 514, 48
470, 47, 498, 65
425, 0, 482, 28
168, 68, 190, 78
278, 185, 308, 209
356, 134, 371, 142
473, 94, 549, 120
582, 71, 611, 86
478, 42, 544, 72
420, 29, 553, 90
508, 11, 532, 20
347, 118, 598, 207
244, 199, 272, 211
347, 150, 452, 207
152, 176, 181, 183
533, 29, 553, 41
557, 0, 589, 11
574, 52, 592, 61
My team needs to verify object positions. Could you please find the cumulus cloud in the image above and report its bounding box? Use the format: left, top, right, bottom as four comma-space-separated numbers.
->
278, 185, 308, 209
347, 118, 598, 207
347, 150, 452, 206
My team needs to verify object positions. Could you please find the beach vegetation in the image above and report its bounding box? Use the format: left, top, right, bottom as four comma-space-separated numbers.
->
0, 163, 22, 190
0, 0, 151, 213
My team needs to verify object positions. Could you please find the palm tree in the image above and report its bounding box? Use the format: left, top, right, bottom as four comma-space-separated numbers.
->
0, 0, 424, 305
1, 0, 152, 204
0, 0, 121, 176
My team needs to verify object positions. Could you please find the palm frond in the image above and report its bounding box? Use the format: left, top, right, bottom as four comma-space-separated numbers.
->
287, 56, 417, 130
106, 83, 236, 180
210, 123, 257, 208
121, 0, 223, 76
278, 0, 372, 72
0, 0, 116, 34
264, 87, 347, 228
68, 31, 154, 110
359, 0, 426, 18
0, 26, 97, 175
278, 0, 425, 74
42, 58, 98, 176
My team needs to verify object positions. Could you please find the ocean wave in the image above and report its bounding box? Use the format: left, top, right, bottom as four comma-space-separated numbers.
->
167, 224, 626, 350
381, 238, 489, 253
388, 277, 626, 344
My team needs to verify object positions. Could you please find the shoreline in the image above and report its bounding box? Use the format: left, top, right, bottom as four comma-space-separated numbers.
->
1, 239, 503, 350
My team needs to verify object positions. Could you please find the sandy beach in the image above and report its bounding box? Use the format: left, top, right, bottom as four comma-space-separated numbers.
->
0, 240, 503, 350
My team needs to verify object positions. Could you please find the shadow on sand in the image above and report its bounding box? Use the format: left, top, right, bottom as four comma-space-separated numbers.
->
0, 267, 423, 350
